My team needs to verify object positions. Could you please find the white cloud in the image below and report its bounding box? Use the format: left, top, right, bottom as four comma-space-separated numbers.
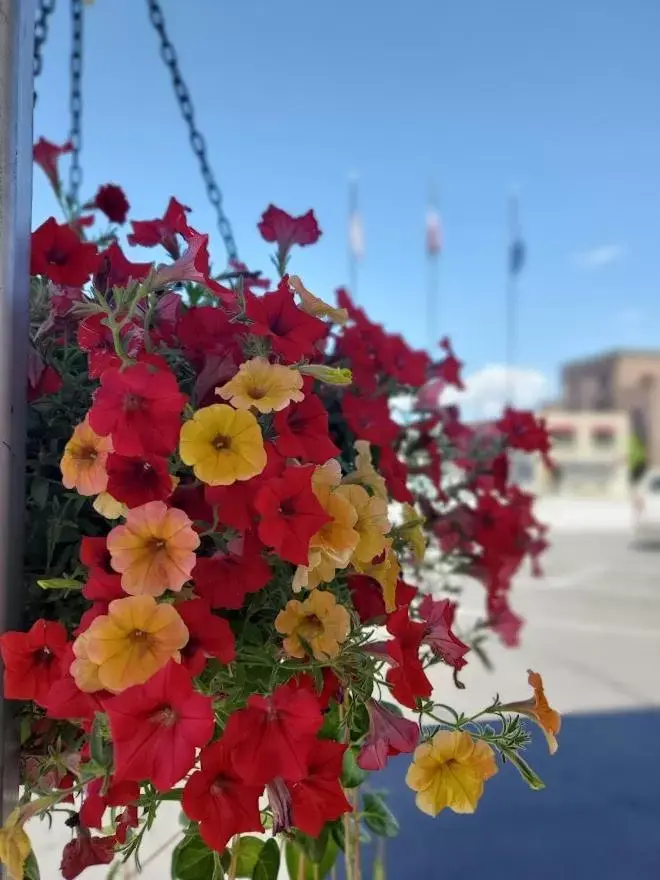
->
442, 364, 551, 421
573, 244, 627, 270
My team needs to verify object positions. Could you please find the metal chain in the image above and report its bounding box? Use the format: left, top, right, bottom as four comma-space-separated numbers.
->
145, 0, 238, 262
33, 0, 57, 105
68, 0, 84, 210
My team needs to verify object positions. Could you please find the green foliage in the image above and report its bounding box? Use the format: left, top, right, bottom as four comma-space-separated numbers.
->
285, 829, 339, 880
171, 831, 219, 880
361, 793, 400, 838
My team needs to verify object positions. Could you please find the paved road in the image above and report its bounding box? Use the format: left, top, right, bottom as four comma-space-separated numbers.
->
28, 527, 660, 878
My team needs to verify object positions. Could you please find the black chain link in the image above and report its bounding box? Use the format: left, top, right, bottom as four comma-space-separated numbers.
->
145, 0, 238, 262
33, 0, 57, 106
68, 0, 84, 211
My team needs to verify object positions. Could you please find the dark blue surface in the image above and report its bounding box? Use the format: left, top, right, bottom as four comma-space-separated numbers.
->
350, 709, 660, 879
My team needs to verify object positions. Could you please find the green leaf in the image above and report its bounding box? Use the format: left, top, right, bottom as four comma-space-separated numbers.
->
89, 714, 111, 768
30, 477, 49, 509
230, 835, 264, 877
292, 826, 332, 865
24, 850, 41, 880
361, 793, 400, 839
171, 833, 216, 880
341, 747, 368, 789
36, 578, 82, 591
330, 818, 371, 851
285, 834, 339, 880
252, 838, 280, 880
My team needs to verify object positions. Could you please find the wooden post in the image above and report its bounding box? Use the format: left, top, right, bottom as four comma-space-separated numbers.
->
0, 0, 35, 823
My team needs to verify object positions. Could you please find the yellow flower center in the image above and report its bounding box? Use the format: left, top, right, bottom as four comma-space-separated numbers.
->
247, 384, 266, 400
298, 614, 324, 640
76, 445, 98, 462
150, 706, 178, 728
212, 434, 231, 451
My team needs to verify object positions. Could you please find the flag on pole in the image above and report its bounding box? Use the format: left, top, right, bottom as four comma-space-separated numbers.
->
426, 205, 442, 256
348, 175, 364, 261
508, 195, 526, 276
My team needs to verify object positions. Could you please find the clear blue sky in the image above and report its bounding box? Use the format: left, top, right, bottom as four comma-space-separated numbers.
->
32, 0, 660, 399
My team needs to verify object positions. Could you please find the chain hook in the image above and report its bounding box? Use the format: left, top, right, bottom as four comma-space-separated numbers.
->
68, 0, 84, 212
33, 0, 57, 106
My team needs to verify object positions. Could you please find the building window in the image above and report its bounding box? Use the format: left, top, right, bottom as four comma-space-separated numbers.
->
550, 426, 575, 448
591, 427, 615, 449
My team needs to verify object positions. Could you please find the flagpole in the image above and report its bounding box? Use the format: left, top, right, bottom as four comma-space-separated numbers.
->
426, 181, 441, 350
348, 173, 359, 302
505, 193, 520, 407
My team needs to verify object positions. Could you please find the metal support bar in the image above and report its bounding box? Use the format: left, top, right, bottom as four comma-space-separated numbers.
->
0, 0, 36, 823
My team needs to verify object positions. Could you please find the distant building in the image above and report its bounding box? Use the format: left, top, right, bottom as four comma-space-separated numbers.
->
533, 409, 630, 499
561, 349, 660, 466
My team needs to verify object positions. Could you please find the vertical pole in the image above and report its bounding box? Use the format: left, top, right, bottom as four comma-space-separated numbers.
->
348, 173, 360, 302
505, 194, 519, 407
0, 0, 35, 822
426, 181, 440, 350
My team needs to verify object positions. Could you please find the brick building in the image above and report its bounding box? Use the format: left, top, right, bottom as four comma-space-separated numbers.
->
561, 349, 660, 466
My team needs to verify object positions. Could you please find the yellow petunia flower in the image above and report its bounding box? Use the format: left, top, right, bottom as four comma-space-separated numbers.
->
60, 416, 112, 496
179, 403, 267, 486
0, 809, 31, 880
499, 670, 562, 754
70, 630, 104, 694
93, 491, 128, 520
216, 357, 304, 413
340, 484, 390, 565
288, 275, 349, 325
342, 440, 388, 500
400, 502, 427, 562
75, 595, 188, 693
298, 364, 352, 386
352, 540, 400, 613
293, 463, 359, 591
275, 589, 351, 660
406, 730, 498, 817
106, 500, 200, 596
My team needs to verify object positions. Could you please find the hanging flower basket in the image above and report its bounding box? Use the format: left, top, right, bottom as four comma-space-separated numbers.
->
0, 145, 559, 880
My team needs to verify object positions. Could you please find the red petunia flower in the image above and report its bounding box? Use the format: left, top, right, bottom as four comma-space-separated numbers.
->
222, 681, 324, 784
176, 598, 235, 675
60, 833, 115, 880
379, 334, 430, 387
88, 361, 186, 457
33, 137, 73, 191
289, 740, 352, 837
43, 646, 104, 722
378, 607, 432, 710
254, 465, 331, 565
273, 387, 340, 464
245, 281, 327, 363
204, 443, 285, 531
77, 313, 142, 379
182, 738, 264, 852
349, 575, 417, 624
127, 197, 194, 258
357, 699, 420, 771
93, 242, 151, 294
27, 347, 63, 402
31, 217, 100, 286
430, 337, 464, 390
257, 204, 321, 251
193, 533, 272, 610
0, 619, 68, 706
93, 184, 130, 224
496, 407, 553, 469
80, 536, 124, 602
378, 446, 413, 504
152, 232, 234, 304
80, 778, 140, 830
104, 661, 215, 791
106, 453, 174, 508
419, 596, 470, 670
341, 393, 399, 446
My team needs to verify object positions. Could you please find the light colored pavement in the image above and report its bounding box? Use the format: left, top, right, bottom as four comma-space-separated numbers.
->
27, 519, 660, 878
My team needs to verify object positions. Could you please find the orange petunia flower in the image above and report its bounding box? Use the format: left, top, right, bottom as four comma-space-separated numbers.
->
60, 417, 112, 496
341, 440, 388, 500
69, 631, 104, 694
76, 595, 189, 693
288, 275, 349, 325
499, 670, 561, 754
293, 462, 359, 591
340, 484, 390, 565
275, 589, 351, 660
216, 357, 304, 413
107, 500, 200, 597
179, 404, 267, 486
406, 730, 498, 816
